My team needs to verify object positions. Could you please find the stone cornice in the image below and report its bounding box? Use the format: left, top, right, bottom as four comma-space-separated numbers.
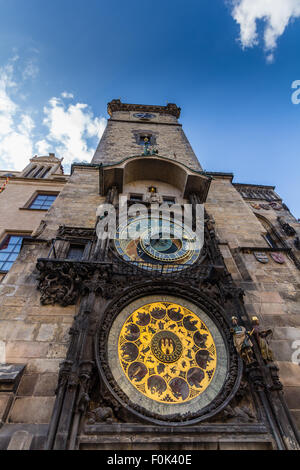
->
108, 118, 182, 127
0, 176, 68, 184
205, 172, 234, 181
233, 182, 276, 190
107, 99, 181, 118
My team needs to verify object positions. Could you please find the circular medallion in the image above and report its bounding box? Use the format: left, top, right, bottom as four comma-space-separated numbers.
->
118, 302, 217, 404
114, 216, 201, 271
99, 291, 241, 424
151, 330, 183, 363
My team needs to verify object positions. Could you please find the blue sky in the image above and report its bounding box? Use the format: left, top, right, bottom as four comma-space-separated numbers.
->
0, 0, 300, 217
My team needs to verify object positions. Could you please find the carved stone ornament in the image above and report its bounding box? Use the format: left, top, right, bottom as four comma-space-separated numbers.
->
36, 259, 134, 306
95, 283, 242, 426
251, 203, 261, 210
57, 225, 95, 239
269, 202, 282, 211
260, 204, 271, 210
86, 406, 115, 424
277, 217, 296, 237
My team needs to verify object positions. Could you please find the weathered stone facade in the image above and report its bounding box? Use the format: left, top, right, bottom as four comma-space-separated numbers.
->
0, 101, 299, 450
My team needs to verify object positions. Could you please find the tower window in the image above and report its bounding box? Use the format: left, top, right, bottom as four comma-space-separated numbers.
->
0, 235, 24, 272
129, 193, 143, 202
264, 233, 277, 249
139, 135, 152, 145
163, 196, 176, 205
29, 194, 57, 210
67, 244, 85, 261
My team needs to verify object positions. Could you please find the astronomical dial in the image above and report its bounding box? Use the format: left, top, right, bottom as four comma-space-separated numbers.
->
114, 216, 201, 271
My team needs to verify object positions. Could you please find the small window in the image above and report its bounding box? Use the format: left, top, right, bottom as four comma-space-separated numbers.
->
163, 196, 176, 205
129, 194, 143, 202
25, 166, 37, 178
264, 234, 277, 248
0, 235, 24, 272
29, 194, 57, 210
41, 167, 51, 179
67, 244, 85, 261
33, 167, 45, 178
139, 135, 152, 145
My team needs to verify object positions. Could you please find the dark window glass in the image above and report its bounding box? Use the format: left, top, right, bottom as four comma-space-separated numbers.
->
0, 235, 23, 272
264, 233, 277, 248
67, 244, 85, 261
163, 196, 176, 205
41, 167, 51, 179
29, 194, 57, 210
130, 194, 143, 202
33, 167, 45, 178
25, 166, 37, 177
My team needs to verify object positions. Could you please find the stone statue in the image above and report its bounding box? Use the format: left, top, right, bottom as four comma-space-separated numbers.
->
231, 317, 255, 364
251, 317, 274, 363
86, 406, 114, 424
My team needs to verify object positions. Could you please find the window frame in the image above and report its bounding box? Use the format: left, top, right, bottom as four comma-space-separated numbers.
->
129, 193, 144, 203
162, 195, 176, 205
21, 191, 59, 211
0, 232, 31, 273
66, 243, 86, 261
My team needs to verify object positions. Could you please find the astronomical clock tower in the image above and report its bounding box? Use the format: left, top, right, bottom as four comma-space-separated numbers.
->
0, 100, 299, 450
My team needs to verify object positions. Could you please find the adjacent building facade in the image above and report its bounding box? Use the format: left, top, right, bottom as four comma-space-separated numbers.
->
0, 100, 299, 450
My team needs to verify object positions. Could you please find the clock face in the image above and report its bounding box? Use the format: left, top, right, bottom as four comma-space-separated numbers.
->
114, 216, 201, 271
133, 113, 156, 120
118, 302, 217, 404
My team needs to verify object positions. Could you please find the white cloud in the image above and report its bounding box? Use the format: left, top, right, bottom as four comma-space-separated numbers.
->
0, 56, 106, 172
61, 91, 74, 99
40, 97, 106, 166
230, 0, 300, 59
0, 60, 34, 169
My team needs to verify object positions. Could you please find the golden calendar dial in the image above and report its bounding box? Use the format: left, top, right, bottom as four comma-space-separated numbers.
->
118, 302, 217, 404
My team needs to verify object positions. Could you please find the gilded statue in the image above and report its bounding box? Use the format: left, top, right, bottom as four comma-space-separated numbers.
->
251, 317, 274, 363
231, 317, 255, 364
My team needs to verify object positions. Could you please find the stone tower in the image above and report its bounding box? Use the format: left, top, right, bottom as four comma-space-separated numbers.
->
0, 100, 299, 450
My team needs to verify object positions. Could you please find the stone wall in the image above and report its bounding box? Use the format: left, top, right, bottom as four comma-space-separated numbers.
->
92, 111, 202, 171
0, 167, 104, 436
0, 177, 66, 241
206, 176, 300, 431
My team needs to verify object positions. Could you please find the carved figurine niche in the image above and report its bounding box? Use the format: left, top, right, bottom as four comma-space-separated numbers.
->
251, 317, 274, 363
231, 317, 255, 365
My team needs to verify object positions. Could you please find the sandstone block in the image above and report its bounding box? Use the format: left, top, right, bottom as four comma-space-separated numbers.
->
9, 397, 55, 424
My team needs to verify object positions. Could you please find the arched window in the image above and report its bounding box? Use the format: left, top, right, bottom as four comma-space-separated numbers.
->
33, 166, 45, 178
41, 167, 51, 179
24, 165, 37, 178
255, 214, 284, 248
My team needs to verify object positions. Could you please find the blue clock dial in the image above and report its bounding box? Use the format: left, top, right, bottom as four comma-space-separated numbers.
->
114, 216, 200, 271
